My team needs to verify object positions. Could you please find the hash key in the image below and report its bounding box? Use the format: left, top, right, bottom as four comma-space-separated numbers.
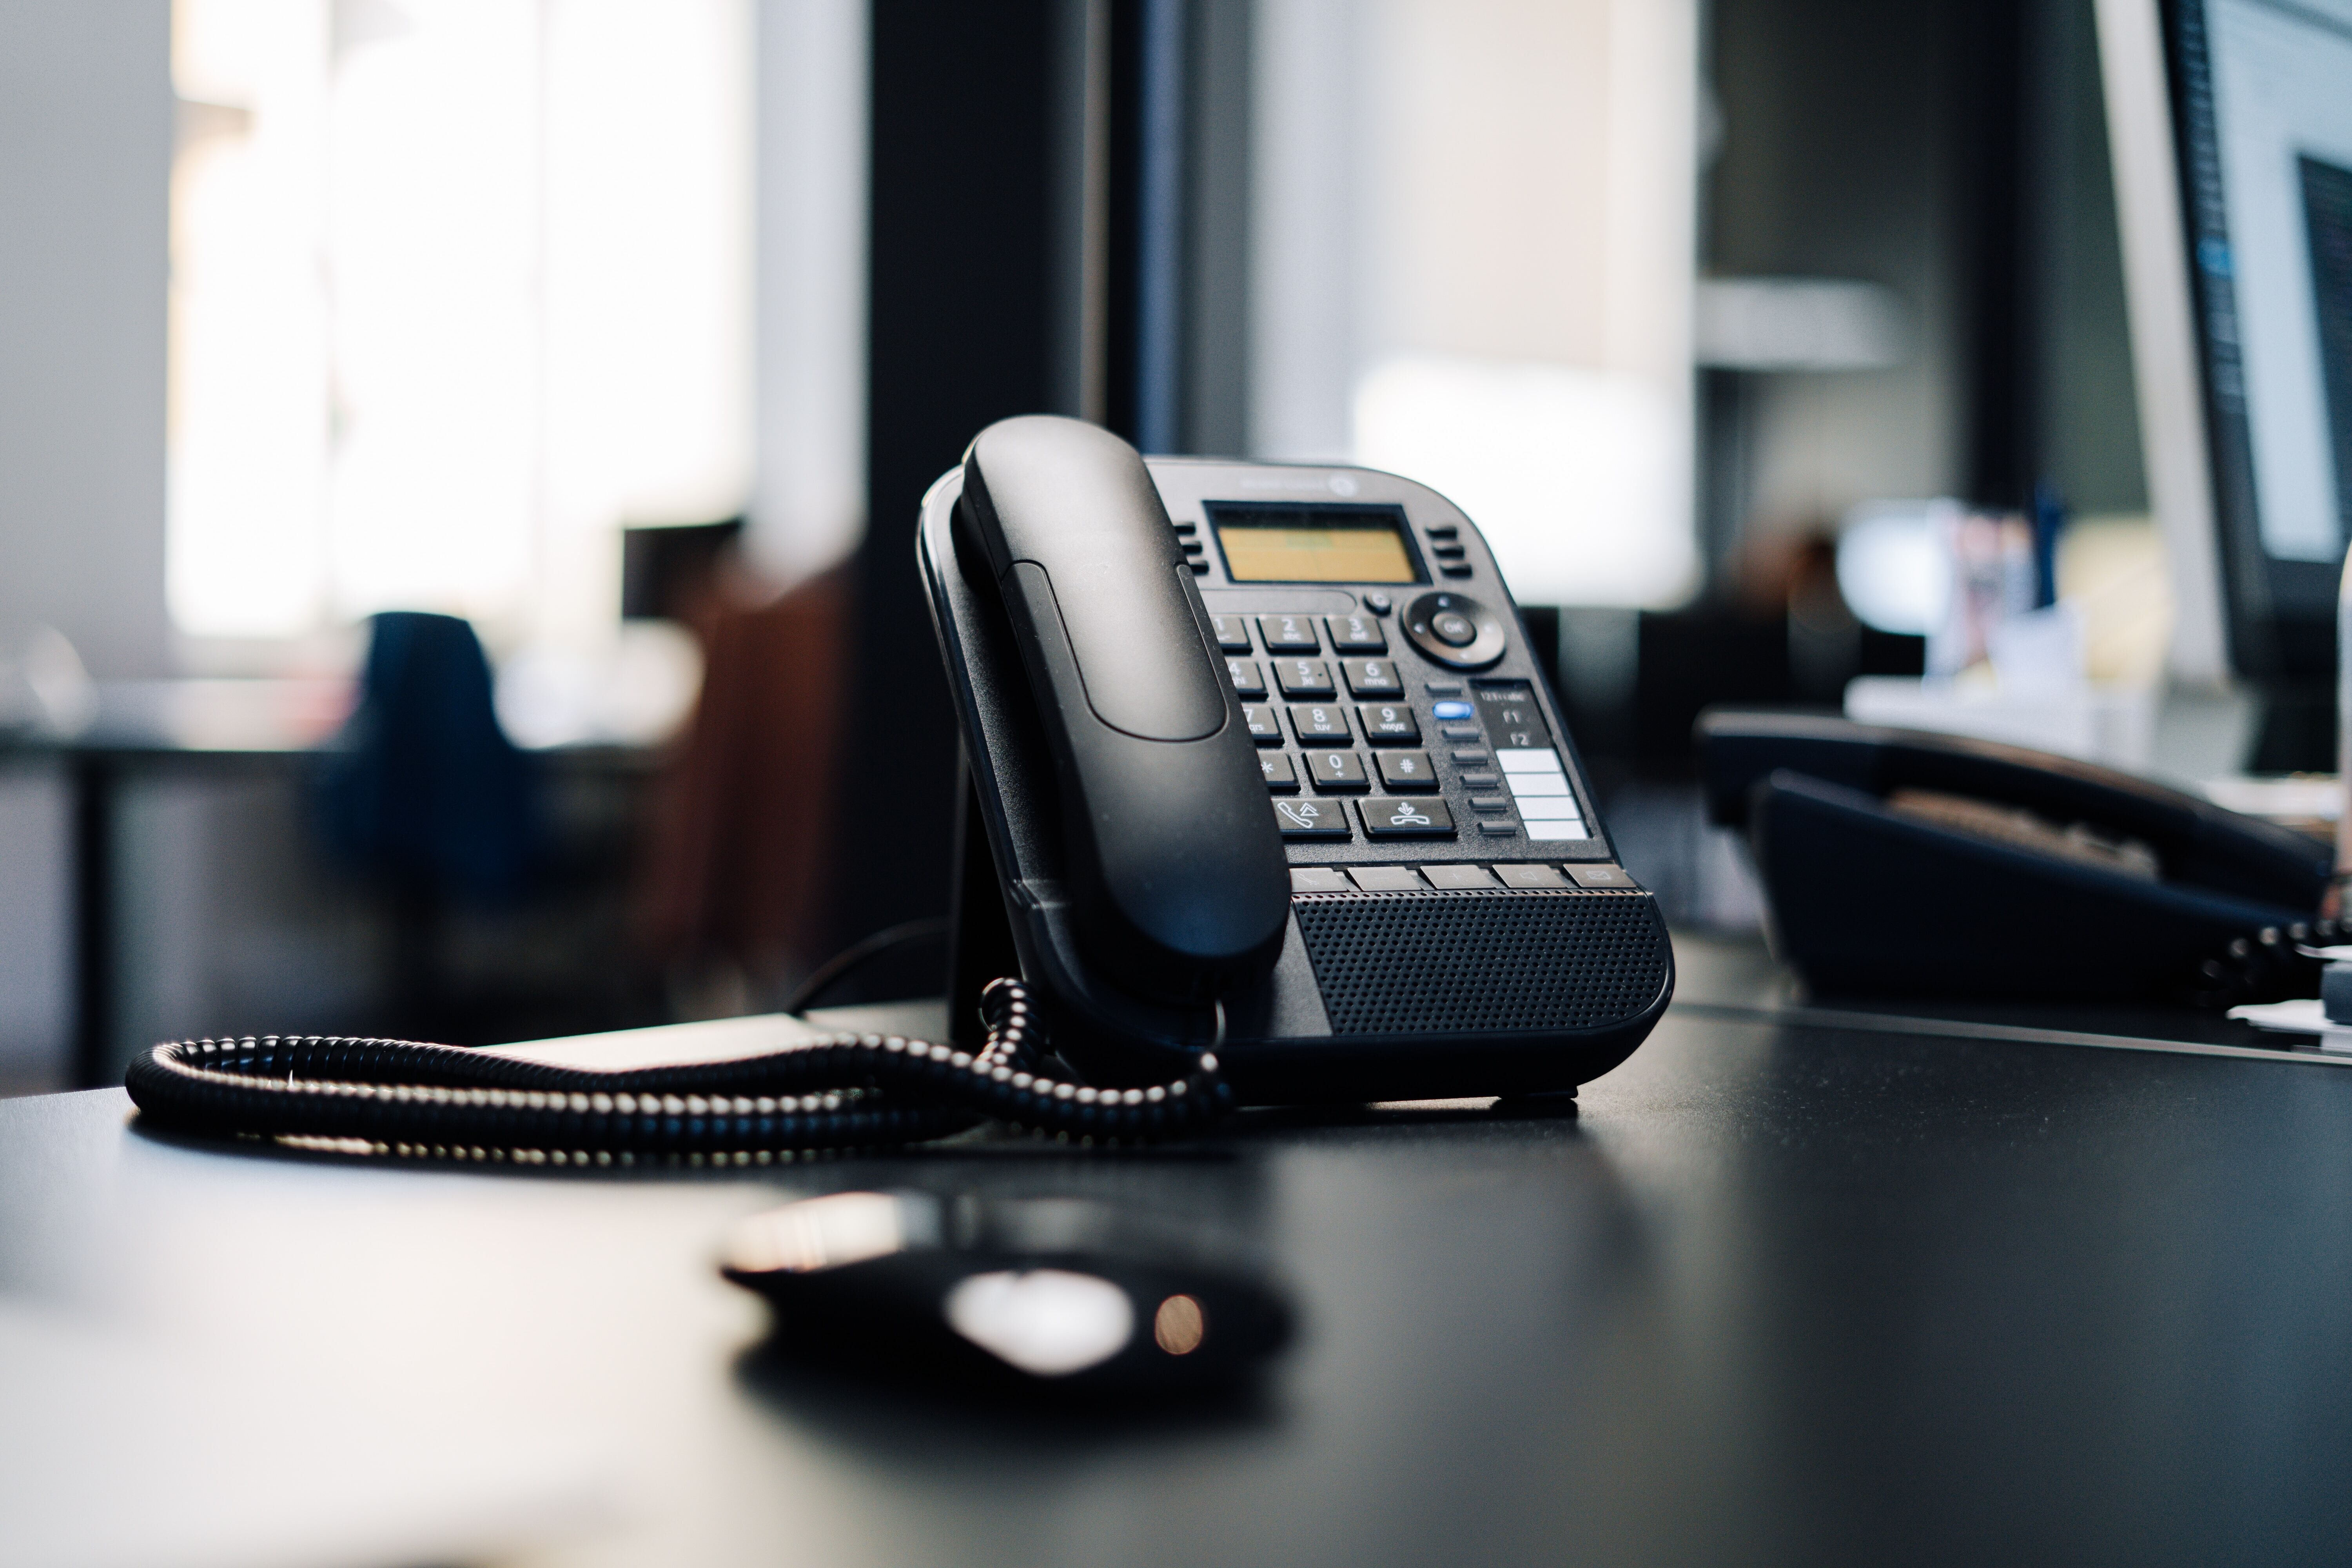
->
1374, 750, 1438, 792
1273, 658, 1336, 698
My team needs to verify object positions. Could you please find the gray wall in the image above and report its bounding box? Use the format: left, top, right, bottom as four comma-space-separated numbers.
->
0, 1, 172, 678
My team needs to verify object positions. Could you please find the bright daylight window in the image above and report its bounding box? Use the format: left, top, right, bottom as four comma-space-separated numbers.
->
1253, 0, 1700, 607
168, 0, 753, 652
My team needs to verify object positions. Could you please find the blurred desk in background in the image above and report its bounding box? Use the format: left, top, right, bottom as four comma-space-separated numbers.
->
0, 680, 662, 1092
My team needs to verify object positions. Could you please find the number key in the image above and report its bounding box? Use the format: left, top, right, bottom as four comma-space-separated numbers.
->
1288, 704, 1350, 743
1273, 658, 1336, 698
1209, 615, 1254, 653
1357, 703, 1420, 744
1258, 614, 1320, 653
1225, 658, 1265, 697
1241, 703, 1283, 744
1327, 613, 1387, 652
1341, 658, 1402, 697
1374, 750, 1438, 793
1304, 751, 1369, 793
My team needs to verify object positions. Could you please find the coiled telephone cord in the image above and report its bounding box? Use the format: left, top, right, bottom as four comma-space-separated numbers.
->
124, 978, 1231, 1165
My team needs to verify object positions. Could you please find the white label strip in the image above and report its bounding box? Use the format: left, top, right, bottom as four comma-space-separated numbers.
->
1495, 748, 1561, 773
1515, 797, 1584, 820
1505, 772, 1572, 797
1526, 822, 1590, 841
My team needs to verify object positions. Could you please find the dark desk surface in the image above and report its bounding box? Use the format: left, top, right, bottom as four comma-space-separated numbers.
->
6, 954, 2352, 1568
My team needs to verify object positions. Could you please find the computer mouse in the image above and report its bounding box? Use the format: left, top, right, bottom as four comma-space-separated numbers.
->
719, 1190, 1291, 1394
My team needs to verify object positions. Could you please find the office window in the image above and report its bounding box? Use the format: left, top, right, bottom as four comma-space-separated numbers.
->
1253, 0, 1699, 606
168, 0, 753, 647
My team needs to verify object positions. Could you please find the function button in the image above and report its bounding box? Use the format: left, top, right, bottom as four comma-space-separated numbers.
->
1424, 524, 1459, 540
1341, 658, 1403, 697
1357, 703, 1421, 744
1568, 863, 1639, 889
1358, 797, 1455, 838
1242, 704, 1283, 744
1440, 564, 1474, 579
1259, 752, 1299, 793
1439, 723, 1483, 742
1188, 559, 1210, 575
1258, 614, 1321, 653
1477, 686, 1552, 751
1287, 704, 1351, 743
1430, 699, 1475, 720
1468, 793, 1512, 811
1421, 864, 1496, 890
1290, 866, 1351, 893
1476, 819, 1521, 836
1431, 543, 1467, 561
1226, 658, 1265, 697
1172, 520, 1198, 535
1374, 750, 1438, 792
1303, 750, 1370, 793
1273, 657, 1336, 698
1362, 591, 1394, 615
1327, 614, 1388, 652
1210, 614, 1253, 653
1404, 592, 1506, 670
1181, 539, 1206, 556
1494, 864, 1570, 888
1424, 680, 1465, 695
1459, 769, 1501, 789
1451, 747, 1491, 765
1274, 797, 1350, 839
1349, 866, 1423, 891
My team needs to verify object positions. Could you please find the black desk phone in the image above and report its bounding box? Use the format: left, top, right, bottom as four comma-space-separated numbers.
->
920, 416, 1672, 1102
1699, 710, 2336, 1004
123, 416, 1667, 1165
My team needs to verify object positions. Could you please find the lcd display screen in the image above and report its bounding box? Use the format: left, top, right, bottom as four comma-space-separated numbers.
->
1207, 504, 1421, 583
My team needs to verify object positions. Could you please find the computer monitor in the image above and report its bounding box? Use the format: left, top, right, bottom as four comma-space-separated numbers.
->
2098, 0, 2352, 694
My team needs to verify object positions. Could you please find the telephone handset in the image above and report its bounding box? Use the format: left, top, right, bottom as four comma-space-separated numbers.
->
1698, 710, 2336, 1003
958, 417, 1290, 1003
925, 416, 1673, 1102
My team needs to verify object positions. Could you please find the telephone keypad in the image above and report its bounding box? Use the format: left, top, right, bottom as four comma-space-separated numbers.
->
1274, 797, 1350, 839
1357, 704, 1419, 744
1210, 615, 1254, 653
1375, 751, 1438, 792
1358, 797, 1454, 838
1260, 752, 1299, 791
1242, 704, 1282, 744
1259, 615, 1321, 653
1273, 658, 1336, 698
1288, 704, 1351, 743
1304, 751, 1369, 793
1226, 658, 1265, 697
1341, 658, 1403, 697
1327, 614, 1387, 652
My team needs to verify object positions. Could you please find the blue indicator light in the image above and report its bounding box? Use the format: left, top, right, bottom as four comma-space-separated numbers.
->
1432, 700, 1474, 719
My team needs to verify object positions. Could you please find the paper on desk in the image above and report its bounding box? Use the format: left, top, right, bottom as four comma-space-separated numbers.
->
2225, 997, 2352, 1051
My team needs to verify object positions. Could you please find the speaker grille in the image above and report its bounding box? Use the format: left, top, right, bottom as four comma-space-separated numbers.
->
1292, 890, 1669, 1036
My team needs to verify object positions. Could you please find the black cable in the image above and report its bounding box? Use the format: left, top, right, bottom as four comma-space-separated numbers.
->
2190, 917, 2347, 1010
125, 978, 1232, 1165
781, 916, 949, 1016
